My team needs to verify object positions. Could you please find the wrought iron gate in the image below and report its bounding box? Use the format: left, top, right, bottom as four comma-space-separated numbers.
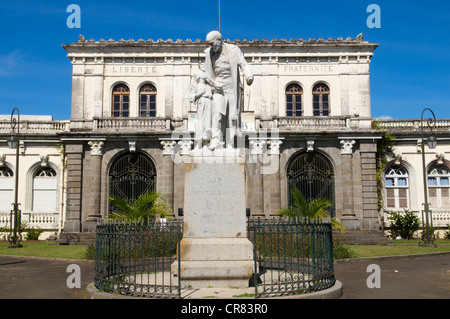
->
287, 151, 335, 217
108, 152, 157, 212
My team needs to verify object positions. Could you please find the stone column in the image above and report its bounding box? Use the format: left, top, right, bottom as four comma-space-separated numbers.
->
360, 141, 379, 230
340, 139, 359, 230
83, 141, 104, 232
64, 142, 84, 233
262, 139, 283, 216
160, 140, 176, 212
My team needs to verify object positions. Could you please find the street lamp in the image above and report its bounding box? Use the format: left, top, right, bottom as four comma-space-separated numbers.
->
420, 108, 437, 247
7, 107, 22, 248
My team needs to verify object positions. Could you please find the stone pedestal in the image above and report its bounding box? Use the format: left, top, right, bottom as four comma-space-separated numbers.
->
176, 153, 254, 288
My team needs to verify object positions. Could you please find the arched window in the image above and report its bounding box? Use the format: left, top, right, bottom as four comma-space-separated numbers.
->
139, 84, 157, 117
112, 84, 130, 117
313, 83, 330, 116
286, 151, 335, 217
428, 164, 450, 208
108, 152, 157, 213
286, 84, 303, 117
0, 167, 14, 212
385, 166, 409, 209
32, 167, 57, 212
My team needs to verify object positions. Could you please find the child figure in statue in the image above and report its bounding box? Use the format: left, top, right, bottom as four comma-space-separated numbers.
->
189, 68, 213, 150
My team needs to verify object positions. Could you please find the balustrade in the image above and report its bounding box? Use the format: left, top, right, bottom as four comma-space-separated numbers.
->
0, 211, 59, 231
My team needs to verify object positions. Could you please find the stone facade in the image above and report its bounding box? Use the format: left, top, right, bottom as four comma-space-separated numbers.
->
375, 120, 450, 235
4, 34, 447, 240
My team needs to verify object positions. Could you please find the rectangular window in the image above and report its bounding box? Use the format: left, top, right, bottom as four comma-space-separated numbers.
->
33, 178, 57, 212
428, 177, 437, 186
322, 95, 329, 116
441, 188, 450, 207
140, 95, 148, 117
386, 188, 396, 207
295, 96, 302, 116
286, 95, 293, 116
313, 95, 320, 116
429, 188, 438, 207
149, 95, 156, 117
398, 188, 408, 208
0, 178, 13, 212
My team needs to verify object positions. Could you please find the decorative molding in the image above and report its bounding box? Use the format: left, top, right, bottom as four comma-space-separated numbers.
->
88, 141, 104, 156
436, 152, 445, 165
0, 154, 5, 167
268, 139, 283, 155
161, 140, 176, 156
250, 140, 266, 155
416, 140, 422, 153
306, 140, 315, 152
128, 140, 137, 153
178, 140, 193, 156
394, 153, 402, 165
40, 155, 49, 167
340, 139, 355, 155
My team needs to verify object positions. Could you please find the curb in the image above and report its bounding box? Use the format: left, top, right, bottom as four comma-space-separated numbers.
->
86, 280, 343, 300
0, 254, 95, 263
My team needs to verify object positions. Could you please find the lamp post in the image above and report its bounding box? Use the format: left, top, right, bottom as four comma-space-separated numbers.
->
7, 107, 22, 248
419, 108, 437, 247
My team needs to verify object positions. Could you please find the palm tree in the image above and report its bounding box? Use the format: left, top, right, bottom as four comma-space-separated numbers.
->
108, 190, 171, 222
278, 188, 346, 234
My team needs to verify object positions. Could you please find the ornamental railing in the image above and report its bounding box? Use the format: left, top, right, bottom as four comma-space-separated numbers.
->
93, 117, 171, 131
376, 119, 450, 130
0, 120, 70, 133
94, 217, 335, 299
382, 209, 450, 228
0, 211, 59, 230
248, 217, 335, 298
274, 116, 350, 130
94, 219, 183, 298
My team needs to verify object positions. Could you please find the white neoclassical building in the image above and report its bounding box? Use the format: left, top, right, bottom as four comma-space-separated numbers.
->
0, 33, 449, 242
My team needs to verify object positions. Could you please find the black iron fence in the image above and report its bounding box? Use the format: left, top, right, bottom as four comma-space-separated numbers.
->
248, 217, 335, 298
94, 217, 335, 299
94, 219, 183, 298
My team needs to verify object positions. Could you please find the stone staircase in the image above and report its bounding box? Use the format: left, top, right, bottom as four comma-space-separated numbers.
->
54, 232, 97, 245
333, 230, 391, 245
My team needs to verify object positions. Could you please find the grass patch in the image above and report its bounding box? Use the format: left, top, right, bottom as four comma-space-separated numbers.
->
0, 241, 89, 260
1, 240, 450, 261
346, 243, 450, 258
232, 293, 256, 298
393, 239, 450, 245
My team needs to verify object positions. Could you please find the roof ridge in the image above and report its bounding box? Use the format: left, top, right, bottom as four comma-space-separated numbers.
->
75, 33, 370, 45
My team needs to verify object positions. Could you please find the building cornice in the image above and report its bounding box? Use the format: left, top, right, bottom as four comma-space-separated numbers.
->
62, 34, 379, 56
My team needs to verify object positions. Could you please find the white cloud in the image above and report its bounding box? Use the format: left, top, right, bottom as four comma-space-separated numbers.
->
0, 51, 22, 77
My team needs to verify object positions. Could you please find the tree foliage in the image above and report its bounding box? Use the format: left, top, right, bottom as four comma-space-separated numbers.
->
278, 188, 346, 234
108, 190, 171, 222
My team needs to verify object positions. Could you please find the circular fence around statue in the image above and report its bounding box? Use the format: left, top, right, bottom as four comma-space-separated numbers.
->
94, 217, 335, 299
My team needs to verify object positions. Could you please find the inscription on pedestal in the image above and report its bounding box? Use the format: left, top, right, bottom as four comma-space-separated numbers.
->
183, 160, 247, 238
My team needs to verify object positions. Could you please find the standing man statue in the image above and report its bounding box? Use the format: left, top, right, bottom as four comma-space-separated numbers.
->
204, 31, 254, 150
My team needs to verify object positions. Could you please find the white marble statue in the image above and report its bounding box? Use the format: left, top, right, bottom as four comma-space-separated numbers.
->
189, 68, 213, 150
203, 31, 254, 150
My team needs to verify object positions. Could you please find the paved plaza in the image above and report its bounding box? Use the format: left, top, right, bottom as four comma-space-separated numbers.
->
0, 252, 449, 299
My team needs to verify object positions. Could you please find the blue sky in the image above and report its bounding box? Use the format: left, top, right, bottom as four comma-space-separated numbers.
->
0, 1, 448, 120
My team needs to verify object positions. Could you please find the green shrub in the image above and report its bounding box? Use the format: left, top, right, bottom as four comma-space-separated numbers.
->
85, 242, 96, 260
25, 226, 44, 240
387, 209, 420, 239
332, 238, 356, 259
444, 224, 450, 240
